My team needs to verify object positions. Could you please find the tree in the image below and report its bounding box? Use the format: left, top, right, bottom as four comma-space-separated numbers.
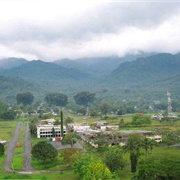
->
74, 153, 112, 180
77, 107, 87, 116
61, 148, 82, 165
31, 141, 58, 164
61, 132, 78, 147
0, 143, 5, 156
16, 92, 34, 106
0, 109, 16, 120
29, 122, 37, 136
104, 147, 126, 172
0, 101, 6, 117
65, 117, 74, 125
142, 137, 157, 157
131, 114, 151, 126
83, 162, 112, 180
136, 153, 180, 180
100, 103, 110, 116
73, 91, 95, 107
90, 109, 99, 118
45, 93, 68, 107
123, 134, 142, 173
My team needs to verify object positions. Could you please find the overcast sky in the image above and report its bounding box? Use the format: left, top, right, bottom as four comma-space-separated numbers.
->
0, 0, 180, 61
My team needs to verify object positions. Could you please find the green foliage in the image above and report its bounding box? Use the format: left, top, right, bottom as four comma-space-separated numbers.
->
73, 91, 95, 107
136, 153, 180, 180
16, 92, 34, 106
83, 162, 112, 180
130, 152, 138, 173
54, 119, 61, 125
74, 153, 112, 180
0, 101, 6, 116
29, 122, 37, 136
45, 93, 68, 107
100, 103, 110, 116
0, 109, 16, 120
131, 114, 151, 126
0, 143, 4, 155
161, 129, 180, 147
60, 148, 82, 165
123, 134, 143, 173
62, 132, 78, 147
65, 117, 74, 125
31, 141, 58, 164
142, 137, 157, 157
103, 147, 126, 172
89, 109, 99, 118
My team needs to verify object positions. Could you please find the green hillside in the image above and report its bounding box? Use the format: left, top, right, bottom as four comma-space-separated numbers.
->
0, 75, 46, 101
0, 53, 179, 105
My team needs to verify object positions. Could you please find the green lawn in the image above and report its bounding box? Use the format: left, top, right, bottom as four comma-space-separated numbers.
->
0, 121, 16, 140
0, 171, 80, 180
12, 155, 23, 170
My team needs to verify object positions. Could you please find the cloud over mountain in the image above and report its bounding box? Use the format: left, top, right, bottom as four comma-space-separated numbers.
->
0, 0, 180, 61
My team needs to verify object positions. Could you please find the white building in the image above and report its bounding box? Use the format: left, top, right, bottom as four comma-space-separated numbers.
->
37, 125, 66, 138
146, 134, 162, 142
37, 119, 66, 138
67, 123, 90, 133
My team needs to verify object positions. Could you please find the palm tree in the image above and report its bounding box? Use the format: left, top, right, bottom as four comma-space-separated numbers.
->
149, 139, 157, 153
123, 134, 142, 173
142, 137, 157, 157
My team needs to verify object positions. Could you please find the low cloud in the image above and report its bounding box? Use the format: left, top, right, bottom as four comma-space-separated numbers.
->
0, 1, 180, 61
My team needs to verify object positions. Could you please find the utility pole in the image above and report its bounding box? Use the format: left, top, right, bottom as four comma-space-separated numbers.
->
60, 111, 64, 137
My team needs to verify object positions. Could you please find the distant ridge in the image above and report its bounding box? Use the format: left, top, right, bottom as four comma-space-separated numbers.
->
0, 57, 28, 70
1, 60, 89, 82
109, 53, 180, 85
0, 52, 179, 103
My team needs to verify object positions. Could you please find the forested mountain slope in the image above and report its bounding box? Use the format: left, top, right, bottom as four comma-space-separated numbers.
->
1, 60, 89, 83
0, 75, 45, 101
0, 53, 179, 104
109, 53, 180, 86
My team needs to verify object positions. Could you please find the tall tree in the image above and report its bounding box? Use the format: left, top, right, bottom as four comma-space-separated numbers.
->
73, 91, 95, 107
31, 141, 58, 164
142, 137, 156, 157
123, 134, 142, 173
45, 93, 68, 107
104, 147, 126, 172
100, 102, 110, 116
16, 92, 34, 106
29, 122, 37, 136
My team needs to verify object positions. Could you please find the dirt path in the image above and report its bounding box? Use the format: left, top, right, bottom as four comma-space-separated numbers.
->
3, 122, 21, 172
23, 122, 33, 171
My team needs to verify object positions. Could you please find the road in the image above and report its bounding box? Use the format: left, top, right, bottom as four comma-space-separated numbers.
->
3, 122, 21, 172
4, 121, 84, 174
23, 122, 33, 171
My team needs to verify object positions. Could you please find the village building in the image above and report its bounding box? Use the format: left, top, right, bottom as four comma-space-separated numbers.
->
67, 123, 90, 133
36, 119, 66, 138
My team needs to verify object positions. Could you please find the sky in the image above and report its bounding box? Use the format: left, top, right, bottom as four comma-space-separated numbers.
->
0, 0, 180, 61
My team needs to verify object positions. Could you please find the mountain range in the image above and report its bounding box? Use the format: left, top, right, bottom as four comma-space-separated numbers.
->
0, 52, 179, 104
